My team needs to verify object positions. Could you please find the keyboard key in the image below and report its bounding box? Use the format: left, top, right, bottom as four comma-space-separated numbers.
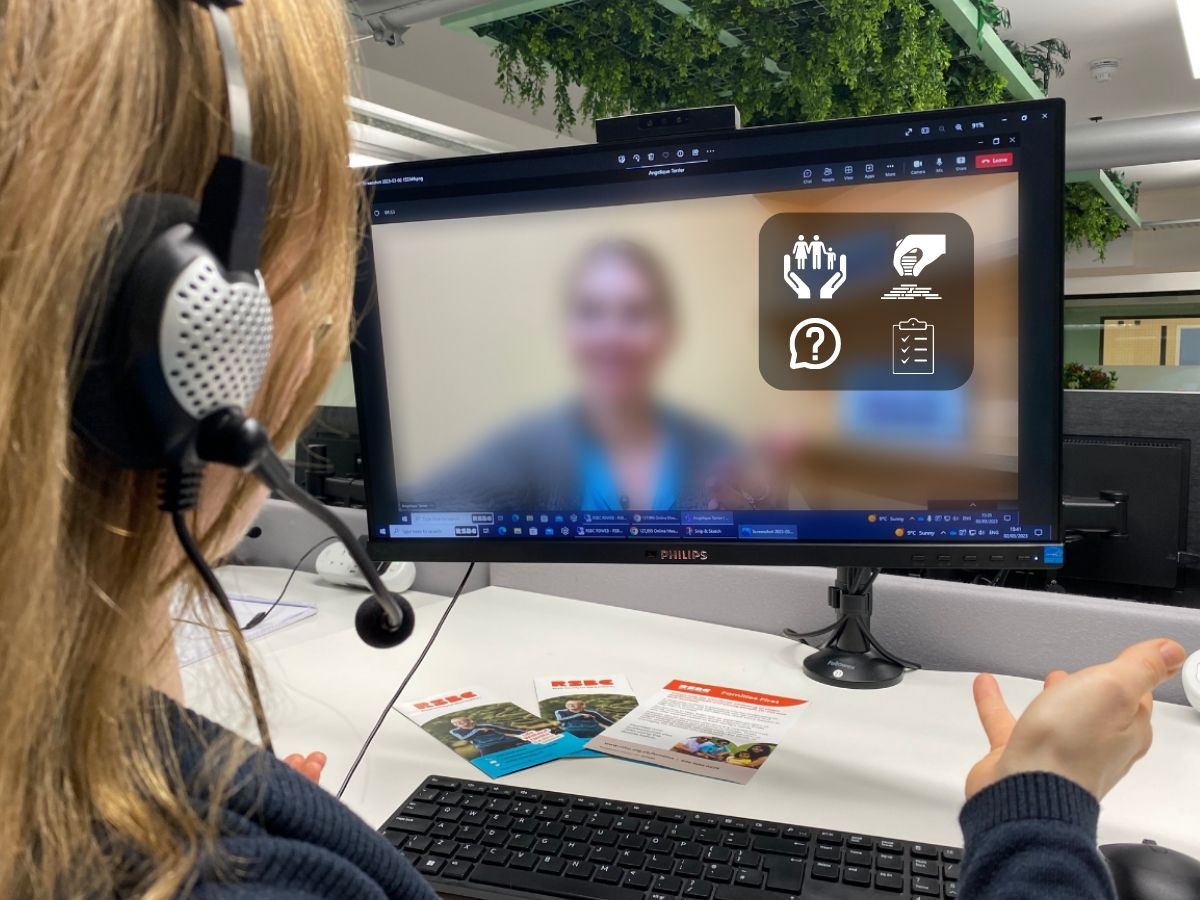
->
659, 811, 687, 823
403, 801, 438, 818
942, 848, 963, 862
563, 842, 590, 861
944, 863, 961, 880
875, 870, 904, 892
647, 855, 674, 873
876, 838, 902, 853
911, 844, 939, 859
733, 869, 761, 887
456, 844, 484, 862
912, 858, 940, 877
619, 850, 646, 869
695, 828, 722, 845
591, 847, 618, 865
573, 798, 599, 810
509, 834, 536, 852
847, 834, 872, 848
565, 861, 594, 880
703, 847, 733, 864
416, 857, 443, 876
625, 871, 654, 890
483, 847, 510, 866
382, 831, 406, 848
945, 882, 959, 898
817, 831, 844, 845
538, 856, 566, 876
674, 842, 702, 859
470, 864, 645, 900
877, 852, 904, 872
781, 826, 810, 840
705, 864, 733, 883
683, 879, 713, 899
601, 801, 628, 814
387, 815, 431, 835
846, 848, 872, 866
912, 875, 941, 895
722, 832, 749, 849
731, 850, 760, 869
655, 875, 683, 894
510, 852, 537, 871
843, 865, 872, 886
442, 859, 472, 880
810, 861, 840, 881
718, 817, 749, 831
515, 789, 542, 802
750, 822, 779, 836
691, 814, 718, 827
676, 860, 704, 878
406, 836, 432, 854
715, 887, 801, 900
753, 838, 807, 856
430, 822, 456, 839
629, 805, 656, 819
814, 843, 841, 862
426, 777, 459, 790
461, 782, 486, 795
413, 788, 439, 803
430, 839, 458, 857
594, 865, 623, 885
764, 859, 804, 892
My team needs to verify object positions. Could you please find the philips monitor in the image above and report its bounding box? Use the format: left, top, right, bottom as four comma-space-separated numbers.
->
352, 100, 1064, 569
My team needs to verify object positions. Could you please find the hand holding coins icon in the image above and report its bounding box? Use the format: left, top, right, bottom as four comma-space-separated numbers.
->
789, 318, 842, 370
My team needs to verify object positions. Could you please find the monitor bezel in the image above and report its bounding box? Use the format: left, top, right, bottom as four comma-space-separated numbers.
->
351, 99, 1065, 569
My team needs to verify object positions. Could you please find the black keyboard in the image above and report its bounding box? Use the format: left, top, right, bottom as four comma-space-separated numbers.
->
379, 776, 963, 900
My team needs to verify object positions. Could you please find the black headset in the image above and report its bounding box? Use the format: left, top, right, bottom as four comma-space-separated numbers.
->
71, 0, 415, 652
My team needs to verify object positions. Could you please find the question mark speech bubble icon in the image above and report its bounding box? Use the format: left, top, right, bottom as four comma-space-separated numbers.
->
789, 318, 841, 370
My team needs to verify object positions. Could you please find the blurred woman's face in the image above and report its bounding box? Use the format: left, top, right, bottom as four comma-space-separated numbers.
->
565, 252, 673, 408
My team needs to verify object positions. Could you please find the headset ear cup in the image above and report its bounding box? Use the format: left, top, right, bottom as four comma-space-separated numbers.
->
73, 195, 202, 468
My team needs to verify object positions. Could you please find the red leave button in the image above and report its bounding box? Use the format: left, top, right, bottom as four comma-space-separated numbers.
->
975, 152, 1014, 169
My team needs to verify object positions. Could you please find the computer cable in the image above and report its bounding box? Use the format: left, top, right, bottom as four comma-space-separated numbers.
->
335, 561, 476, 801
244, 536, 338, 630
163, 468, 275, 755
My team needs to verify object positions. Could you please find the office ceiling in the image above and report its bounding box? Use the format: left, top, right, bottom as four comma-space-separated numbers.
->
357, 0, 1200, 188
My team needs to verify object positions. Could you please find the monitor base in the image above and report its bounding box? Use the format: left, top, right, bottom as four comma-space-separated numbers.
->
784, 566, 920, 690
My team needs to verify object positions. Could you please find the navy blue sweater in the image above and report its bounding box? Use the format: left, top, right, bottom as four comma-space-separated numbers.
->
959, 771, 1116, 899
162, 702, 1113, 899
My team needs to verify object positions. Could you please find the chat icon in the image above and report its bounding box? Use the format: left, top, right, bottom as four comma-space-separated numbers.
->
789, 318, 842, 370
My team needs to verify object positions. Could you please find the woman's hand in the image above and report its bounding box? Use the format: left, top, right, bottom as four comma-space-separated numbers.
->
284, 751, 327, 784
966, 639, 1187, 801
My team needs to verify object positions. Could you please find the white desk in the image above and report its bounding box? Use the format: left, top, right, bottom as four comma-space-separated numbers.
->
186, 566, 1200, 857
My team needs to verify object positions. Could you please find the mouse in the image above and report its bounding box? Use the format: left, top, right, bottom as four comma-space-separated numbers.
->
1101, 840, 1200, 900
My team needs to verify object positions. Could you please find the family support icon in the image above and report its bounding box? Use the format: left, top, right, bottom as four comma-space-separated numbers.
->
783, 234, 849, 300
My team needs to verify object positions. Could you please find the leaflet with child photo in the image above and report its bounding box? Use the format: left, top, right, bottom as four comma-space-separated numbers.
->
534, 675, 638, 759
585, 679, 807, 784
396, 686, 589, 778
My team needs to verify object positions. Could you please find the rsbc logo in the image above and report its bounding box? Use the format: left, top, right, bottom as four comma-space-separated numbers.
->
414, 690, 478, 711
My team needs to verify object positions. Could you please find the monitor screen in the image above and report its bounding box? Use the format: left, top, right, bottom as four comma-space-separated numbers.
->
354, 100, 1064, 568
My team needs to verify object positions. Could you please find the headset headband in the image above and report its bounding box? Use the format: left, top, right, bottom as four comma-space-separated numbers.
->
193, 0, 269, 275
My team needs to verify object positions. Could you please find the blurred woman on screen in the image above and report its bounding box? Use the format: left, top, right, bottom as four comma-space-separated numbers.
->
418, 240, 758, 512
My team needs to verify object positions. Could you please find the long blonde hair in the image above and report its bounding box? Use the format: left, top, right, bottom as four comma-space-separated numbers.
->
0, 0, 361, 895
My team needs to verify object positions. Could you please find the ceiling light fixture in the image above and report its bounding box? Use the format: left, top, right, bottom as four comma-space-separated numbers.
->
1180, 0, 1200, 79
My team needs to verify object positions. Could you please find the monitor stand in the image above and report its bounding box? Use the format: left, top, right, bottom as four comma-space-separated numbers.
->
784, 567, 919, 690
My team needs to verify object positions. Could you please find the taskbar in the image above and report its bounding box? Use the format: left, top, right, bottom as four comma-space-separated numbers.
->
376, 508, 1054, 544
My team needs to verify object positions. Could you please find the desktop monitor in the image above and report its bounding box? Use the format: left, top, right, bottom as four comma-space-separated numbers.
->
352, 100, 1065, 570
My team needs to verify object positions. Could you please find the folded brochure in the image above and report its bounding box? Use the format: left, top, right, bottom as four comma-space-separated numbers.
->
585, 679, 807, 784
397, 686, 588, 778
534, 675, 638, 759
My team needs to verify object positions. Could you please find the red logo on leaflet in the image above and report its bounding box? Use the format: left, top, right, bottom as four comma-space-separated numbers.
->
975, 152, 1013, 169
550, 679, 615, 688
414, 691, 478, 710
663, 680, 807, 707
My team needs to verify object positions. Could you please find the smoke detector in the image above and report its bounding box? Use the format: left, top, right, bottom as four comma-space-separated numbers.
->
1090, 58, 1120, 82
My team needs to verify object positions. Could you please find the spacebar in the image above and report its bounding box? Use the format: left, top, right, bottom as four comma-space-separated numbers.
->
469, 865, 645, 900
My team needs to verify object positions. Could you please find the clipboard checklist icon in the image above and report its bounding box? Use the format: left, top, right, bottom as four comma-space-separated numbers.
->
893, 318, 935, 375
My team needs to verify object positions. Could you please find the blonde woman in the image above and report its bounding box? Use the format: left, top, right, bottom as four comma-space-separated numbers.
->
0, 0, 434, 896
0, 1, 1188, 898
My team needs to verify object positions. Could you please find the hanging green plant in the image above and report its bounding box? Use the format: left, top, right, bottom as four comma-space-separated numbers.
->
478, 0, 1132, 257
1064, 170, 1140, 261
